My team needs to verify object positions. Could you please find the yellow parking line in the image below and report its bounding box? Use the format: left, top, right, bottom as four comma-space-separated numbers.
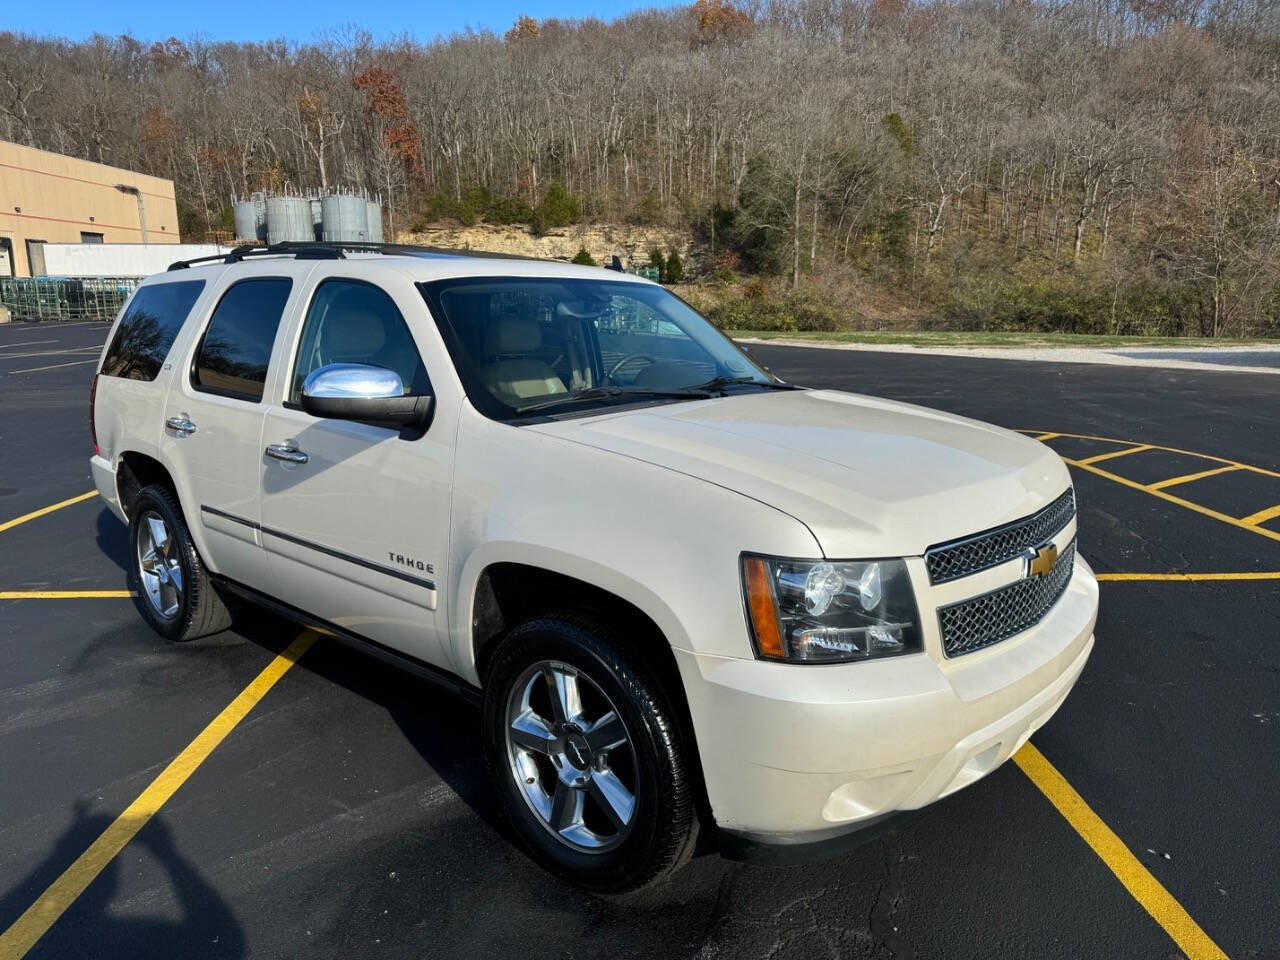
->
1014, 743, 1227, 960
0, 492, 97, 535
1096, 571, 1280, 582
1034, 432, 1060, 441
1064, 457, 1280, 545
1240, 503, 1280, 527
1076, 444, 1153, 466
0, 630, 318, 960
1147, 465, 1241, 491
0, 590, 133, 599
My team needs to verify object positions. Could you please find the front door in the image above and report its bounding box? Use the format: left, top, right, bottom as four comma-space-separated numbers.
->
258, 275, 454, 667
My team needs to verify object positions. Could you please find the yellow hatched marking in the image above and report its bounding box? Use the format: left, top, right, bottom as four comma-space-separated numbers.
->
1014, 743, 1228, 960
1241, 503, 1280, 527
1147, 465, 1241, 491
1018, 430, 1280, 479
0, 590, 132, 599
1096, 571, 1280, 582
0, 492, 97, 535
1064, 457, 1280, 545
0, 631, 318, 960
1076, 444, 1153, 466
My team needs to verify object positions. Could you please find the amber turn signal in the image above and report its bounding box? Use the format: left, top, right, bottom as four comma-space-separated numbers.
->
743, 556, 785, 659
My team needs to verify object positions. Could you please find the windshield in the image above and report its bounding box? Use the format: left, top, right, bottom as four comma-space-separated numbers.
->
420, 276, 775, 420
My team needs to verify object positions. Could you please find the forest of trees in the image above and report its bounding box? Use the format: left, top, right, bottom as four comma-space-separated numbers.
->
2, 0, 1278, 336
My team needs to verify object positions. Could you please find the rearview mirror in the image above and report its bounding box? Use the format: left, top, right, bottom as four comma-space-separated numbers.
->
301, 363, 433, 427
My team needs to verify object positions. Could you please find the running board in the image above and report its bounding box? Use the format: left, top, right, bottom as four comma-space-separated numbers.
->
213, 577, 481, 707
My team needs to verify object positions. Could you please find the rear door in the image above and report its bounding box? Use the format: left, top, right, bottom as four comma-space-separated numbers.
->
258, 269, 455, 667
159, 264, 310, 587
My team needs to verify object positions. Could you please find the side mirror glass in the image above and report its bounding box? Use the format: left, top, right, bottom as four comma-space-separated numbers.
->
301, 363, 433, 427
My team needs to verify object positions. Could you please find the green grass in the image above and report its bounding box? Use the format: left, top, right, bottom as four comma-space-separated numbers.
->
727, 329, 1280, 349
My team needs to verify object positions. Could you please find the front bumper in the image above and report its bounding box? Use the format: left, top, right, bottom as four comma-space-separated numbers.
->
677, 555, 1098, 852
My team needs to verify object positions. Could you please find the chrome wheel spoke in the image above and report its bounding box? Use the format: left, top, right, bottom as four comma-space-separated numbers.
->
549, 779, 583, 833
510, 710, 556, 755
587, 768, 635, 832
585, 711, 627, 754
543, 666, 582, 724
167, 561, 183, 598
146, 516, 169, 555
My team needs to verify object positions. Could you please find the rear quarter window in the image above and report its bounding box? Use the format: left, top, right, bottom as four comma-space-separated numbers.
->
100, 280, 206, 381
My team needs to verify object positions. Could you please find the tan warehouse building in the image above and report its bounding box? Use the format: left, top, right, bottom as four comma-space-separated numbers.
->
0, 140, 180, 277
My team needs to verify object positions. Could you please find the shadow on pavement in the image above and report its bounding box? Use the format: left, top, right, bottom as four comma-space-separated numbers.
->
93, 507, 129, 575
0, 803, 244, 958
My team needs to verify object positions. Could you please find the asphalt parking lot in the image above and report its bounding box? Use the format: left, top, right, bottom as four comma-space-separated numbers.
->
1, 323, 1277, 959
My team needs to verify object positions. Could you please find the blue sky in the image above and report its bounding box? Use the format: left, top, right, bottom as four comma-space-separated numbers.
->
7, 0, 663, 43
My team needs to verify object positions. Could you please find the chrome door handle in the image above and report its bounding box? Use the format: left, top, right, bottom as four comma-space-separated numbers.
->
265, 442, 309, 465
165, 415, 196, 435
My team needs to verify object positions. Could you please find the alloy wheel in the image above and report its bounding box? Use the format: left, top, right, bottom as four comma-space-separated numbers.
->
505, 660, 638, 853
136, 510, 183, 620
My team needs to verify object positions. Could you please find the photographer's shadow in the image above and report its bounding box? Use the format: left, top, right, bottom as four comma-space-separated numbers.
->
0, 801, 244, 958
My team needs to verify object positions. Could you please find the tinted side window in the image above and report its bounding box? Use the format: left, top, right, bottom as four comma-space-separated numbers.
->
100, 280, 205, 381
192, 278, 293, 402
290, 280, 430, 404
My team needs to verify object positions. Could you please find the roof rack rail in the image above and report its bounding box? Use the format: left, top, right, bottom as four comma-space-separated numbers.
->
168, 242, 350, 271
167, 240, 550, 272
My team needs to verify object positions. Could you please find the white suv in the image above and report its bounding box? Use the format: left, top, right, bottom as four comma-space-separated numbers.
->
89, 244, 1097, 891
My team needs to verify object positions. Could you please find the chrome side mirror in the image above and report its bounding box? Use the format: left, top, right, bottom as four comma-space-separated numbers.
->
301, 363, 433, 428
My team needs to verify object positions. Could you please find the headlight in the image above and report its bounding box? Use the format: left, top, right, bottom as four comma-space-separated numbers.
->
741, 555, 923, 663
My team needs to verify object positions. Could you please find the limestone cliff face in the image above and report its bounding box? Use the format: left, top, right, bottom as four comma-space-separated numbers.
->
395, 223, 692, 268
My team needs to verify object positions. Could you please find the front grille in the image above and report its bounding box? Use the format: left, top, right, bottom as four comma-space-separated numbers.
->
925, 488, 1075, 585
938, 539, 1076, 657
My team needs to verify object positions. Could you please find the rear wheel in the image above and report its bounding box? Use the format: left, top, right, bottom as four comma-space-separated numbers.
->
128, 484, 234, 642
483, 614, 696, 892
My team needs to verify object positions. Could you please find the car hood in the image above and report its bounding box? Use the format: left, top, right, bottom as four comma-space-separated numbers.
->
531, 389, 1072, 557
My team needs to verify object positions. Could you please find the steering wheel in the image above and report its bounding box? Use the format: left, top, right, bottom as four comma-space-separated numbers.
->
605, 353, 658, 383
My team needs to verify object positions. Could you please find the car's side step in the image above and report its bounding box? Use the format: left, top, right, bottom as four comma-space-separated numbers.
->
213, 576, 482, 707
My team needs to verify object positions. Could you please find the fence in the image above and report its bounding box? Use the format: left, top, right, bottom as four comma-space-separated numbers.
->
0, 277, 141, 322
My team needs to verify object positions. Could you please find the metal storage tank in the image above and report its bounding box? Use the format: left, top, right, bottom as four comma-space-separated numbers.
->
232, 200, 260, 243
321, 194, 368, 243
310, 198, 324, 241
365, 201, 384, 243
265, 196, 314, 245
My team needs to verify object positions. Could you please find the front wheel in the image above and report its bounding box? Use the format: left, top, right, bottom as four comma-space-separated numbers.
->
482, 614, 696, 892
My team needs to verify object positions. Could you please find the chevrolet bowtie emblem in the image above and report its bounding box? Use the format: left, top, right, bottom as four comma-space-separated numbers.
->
1026, 542, 1058, 579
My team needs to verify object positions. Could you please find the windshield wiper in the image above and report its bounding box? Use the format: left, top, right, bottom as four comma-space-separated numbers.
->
687, 376, 802, 393
514, 386, 713, 416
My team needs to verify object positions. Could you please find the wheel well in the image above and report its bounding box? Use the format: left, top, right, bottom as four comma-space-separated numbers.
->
472, 562, 710, 823
117, 452, 177, 518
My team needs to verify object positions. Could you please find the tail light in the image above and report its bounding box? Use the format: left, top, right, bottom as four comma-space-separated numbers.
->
89, 373, 99, 456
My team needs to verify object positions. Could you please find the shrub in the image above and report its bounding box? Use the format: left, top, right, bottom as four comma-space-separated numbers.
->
647, 247, 666, 282
665, 249, 685, 283
571, 246, 596, 266
531, 181, 581, 234
701, 290, 843, 333
632, 193, 663, 225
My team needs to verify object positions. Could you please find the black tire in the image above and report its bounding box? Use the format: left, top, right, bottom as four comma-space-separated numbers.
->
482, 613, 697, 893
128, 484, 235, 642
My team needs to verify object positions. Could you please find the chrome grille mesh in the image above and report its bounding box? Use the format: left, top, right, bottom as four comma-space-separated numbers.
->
925, 488, 1075, 584
938, 540, 1076, 657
